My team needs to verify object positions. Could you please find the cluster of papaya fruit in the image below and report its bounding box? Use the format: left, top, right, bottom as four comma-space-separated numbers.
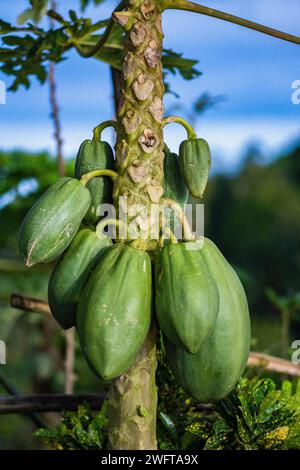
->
18, 131, 250, 402
160, 137, 250, 402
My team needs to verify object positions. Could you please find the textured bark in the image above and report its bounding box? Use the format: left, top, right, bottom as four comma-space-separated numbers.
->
113, 0, 165, 249
107, 0, 164, 450
108, 323, 157, 449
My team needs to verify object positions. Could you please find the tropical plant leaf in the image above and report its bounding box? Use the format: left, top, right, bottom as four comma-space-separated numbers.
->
80, 0, 105, 11
159, 412, 178, 444
162, 49, 201, 80
17, 0, 49, 25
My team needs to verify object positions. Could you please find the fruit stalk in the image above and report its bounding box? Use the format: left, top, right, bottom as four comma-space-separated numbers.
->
107, 0, 164, 449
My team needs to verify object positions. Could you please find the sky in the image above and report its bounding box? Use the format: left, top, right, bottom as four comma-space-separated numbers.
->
0, 0, 300, 172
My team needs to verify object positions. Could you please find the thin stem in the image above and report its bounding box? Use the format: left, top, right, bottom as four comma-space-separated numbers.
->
93, 120, 119, 141
80, 169, 118, 185
162, 116, 197, 140
0, 371, 46, 428
72, 0, 128, 58
281, 308, 290, 358
49, 1, 64, 178
161, 0, 300, 46
96, 217, 128, 240
65, 328, 76, 394
159, 227, 178, 247
111, 67, 122, 117
162, 198, 195, 241
10, 293, 51, 316
0, 394, 105, 414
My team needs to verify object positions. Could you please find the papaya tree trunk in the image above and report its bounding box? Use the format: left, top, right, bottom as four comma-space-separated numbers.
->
108, 0, 165, 450
108, 324, 158, 449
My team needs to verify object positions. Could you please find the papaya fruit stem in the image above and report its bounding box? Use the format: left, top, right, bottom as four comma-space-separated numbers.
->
159, 227, 178, 247
162, 198, 195, 241
162, 116, 197, 140
80, 169, 118, 185
96, 217, 128, 240
93, 120, 120, 141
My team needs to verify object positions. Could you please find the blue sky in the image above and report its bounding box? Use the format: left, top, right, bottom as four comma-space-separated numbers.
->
0, 0, 300, 172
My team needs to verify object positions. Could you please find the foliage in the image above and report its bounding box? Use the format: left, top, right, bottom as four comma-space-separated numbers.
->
34, 371, 300, 451
266, 287, 300, 317
17, 0, 49, 26
184, 377, 300, 450
0, 4, 201, 92
80, 0, 106, 11
35, 401, 108, 449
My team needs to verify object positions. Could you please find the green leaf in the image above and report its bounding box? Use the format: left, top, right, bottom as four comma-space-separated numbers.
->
17, 0, 49, 25
162, 49, 201, 80
17, 9, 35, 26
253, 378, 275, 405
69, 10, 78, 23
159, 412, 178, 444
80, 0, 105, 11
0, 19, 16, 35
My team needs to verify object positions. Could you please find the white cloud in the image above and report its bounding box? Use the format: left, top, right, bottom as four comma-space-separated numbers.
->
1, 118, 299, 174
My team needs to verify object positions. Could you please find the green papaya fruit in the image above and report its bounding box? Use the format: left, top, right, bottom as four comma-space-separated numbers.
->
163, 146, 189, 234
165, 238, 250, 402
75, 139, 115, 225
76, 243, 152, 380
179, 138, 211, 198
19, 177, 91, 267
155, 242, 219, 353
163, 146, 188, 206
48, 228, 112, 330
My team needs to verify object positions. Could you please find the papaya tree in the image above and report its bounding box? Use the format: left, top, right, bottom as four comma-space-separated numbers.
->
1, 0, 300, 450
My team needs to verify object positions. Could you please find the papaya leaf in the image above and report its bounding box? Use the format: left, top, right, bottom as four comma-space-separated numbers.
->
17, 0, 49, 25
162, 49, 201, 80
0, 19, 14, 35
0, 12, 201, 92
80, 0, 105, 11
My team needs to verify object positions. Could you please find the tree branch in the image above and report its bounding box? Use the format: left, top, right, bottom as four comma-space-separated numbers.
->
0, 394, 105, 414
49, 61, 64, 176
248, 351, 300, 377
10, 293, 51, 316
0, 371, 46, 427
161, 0, 300, 46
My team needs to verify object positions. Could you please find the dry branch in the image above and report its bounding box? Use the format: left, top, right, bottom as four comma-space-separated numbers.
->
0, 393, 105, 415
10, 293, 51, 316
248, 351, 300, 377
